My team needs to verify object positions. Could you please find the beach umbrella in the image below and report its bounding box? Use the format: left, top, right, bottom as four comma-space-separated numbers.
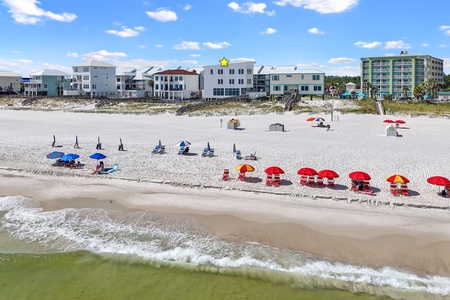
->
297, 167, 318, 176
89, 152, 107, 160
427, 176, 450, 186
60, 153, 80, 162
233, 143, 236, 153
158, 140, 162, 148
383, 119, 394, 123
394, 120, 406, 124
176, 140, 191, 147
349, 171, 371, 181
236, 164, 255, 173
46, 151, 64, 159
315, 117, 325, 122
207, 142, 211, 151
306, 117, 316, 122
317, 169, 339, 179
264, 166, 285, 175
386, 174, 410, 184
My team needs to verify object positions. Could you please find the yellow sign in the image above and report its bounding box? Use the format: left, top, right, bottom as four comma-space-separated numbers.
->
219, 57, 229, 67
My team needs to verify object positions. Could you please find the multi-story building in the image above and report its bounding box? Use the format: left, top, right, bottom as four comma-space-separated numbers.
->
153, 69, 199, 100
253, 65, 272, 94
65, 60, 116, 98
203, 60, 255, 99
24, 69, 70, 96
269, 66, 325, 99
360, 51, 444, 98
0, 71, 21, 93
131, 67, 162, 97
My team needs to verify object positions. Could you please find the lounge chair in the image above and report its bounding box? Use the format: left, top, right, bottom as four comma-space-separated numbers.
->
238, 172, 245, 180
327, 178, 335, 187
236, 150, 242, 160
158, 145, 165, 154
178, 146, 185, 155
400, 184, 408, 196
201, 148, 208, 157
266, 174, 273, 186
390, 183, 399, 196
92, 165, 101, 174
151, 145, 160, 154
317, 176, 324, 187
101, 163, 118, 174
222, 169, 230, 181
363, 181, 371, 193
208, 149, 215, 157
307, 176, 315, 186
300, 175, 307, 185
273, 174, 280, 187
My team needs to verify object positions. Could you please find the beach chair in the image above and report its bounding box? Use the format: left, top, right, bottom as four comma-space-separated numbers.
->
363, 181, 371, 193
222, 169, 230, 181
236, 150, 242, 160
307, 176, 315, 186
300, 175, 307, 185
266, 174, 273, 186
273, 174, 280, 187
151, 145, 160, 154
400, 184, 409, 196
208, 149, 215, 157
238, 172, 245, 180
201, 148, 208, 157
158, 145, 165, 154
178, 146, 185, 155
317, 176, 324, 187
327, 178, 335, 187
390, 183, 399, 196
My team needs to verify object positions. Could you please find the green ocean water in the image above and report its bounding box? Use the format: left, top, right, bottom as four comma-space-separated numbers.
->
0, 251, 391, 300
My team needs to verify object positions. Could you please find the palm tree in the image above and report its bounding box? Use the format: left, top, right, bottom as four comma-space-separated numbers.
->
148, 79, 154, 97
371, 86, 378, 99
402, 86, 410, 98
425, 79, 439, 100
363, 82, 372, 97
413, 83, 426, 102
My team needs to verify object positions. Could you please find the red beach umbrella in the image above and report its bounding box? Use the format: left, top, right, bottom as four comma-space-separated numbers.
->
297, 167, 318, 176
349, 171, 371, 181
306, 117, 316, 122
394, 120, 405, 124
383, 119, 394, 123
427, 176, 450, 186
318, 169, 339, 179
265, 166, 285, 175
386, 174, 410, 184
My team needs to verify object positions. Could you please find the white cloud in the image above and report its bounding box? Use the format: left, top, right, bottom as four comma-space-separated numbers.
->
295, 62, 326, 69
180, 60, 198, 65
439, 44, 446, 48
190, 54, 201, 57
261, 27, 276, 34
173, 41, 200, 50
112, 58, 169, 70
184, 4, 192, 10
106, 26, 145, 38
384, 40, 411, 50
439, 25, 450, 35
228, 2, 276, 16
273, 0, 357, 14
422, 43, 429, 47
230, 57, 257, 63
42, 63, 72, 73
82, 50, 127, 61
146, 8, 178, 22
328, 57, 355, 64
354, 41, 382, 49
66, 52, 79, 58
3, 0, 77, 24
139, 45, 146, 49
326, 66, 360, 76
308, 27, 324, 34
155, 44, 164, 48
203, 41, 231, 49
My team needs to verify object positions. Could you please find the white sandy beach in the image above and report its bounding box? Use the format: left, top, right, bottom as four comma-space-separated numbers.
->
1, 104, 450, 278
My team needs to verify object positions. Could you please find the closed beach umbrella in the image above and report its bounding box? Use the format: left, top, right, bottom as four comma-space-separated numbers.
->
306, 117, 316, 122
46, 151, 64, 159
427, 176, 450, 186
386, 174, 409, 184
176, 140, 191, 147
89, 152, 107, 160
236, 164, 255, 173
349, 171, 371, 181
318, 169, 339, 179
383, 119, 394, 123
264, 166, 285, 175
297, 167, 318, 176
60, 153, 80, 162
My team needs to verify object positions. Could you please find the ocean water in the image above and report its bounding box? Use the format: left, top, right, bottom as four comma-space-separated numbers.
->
0, 196, 449, 300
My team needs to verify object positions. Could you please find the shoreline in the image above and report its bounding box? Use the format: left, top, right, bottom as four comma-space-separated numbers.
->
1, 169, 450, 277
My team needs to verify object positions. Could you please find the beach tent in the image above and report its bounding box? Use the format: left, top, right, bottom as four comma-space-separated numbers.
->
357, 92, 366, 99
341, 92, 352, 99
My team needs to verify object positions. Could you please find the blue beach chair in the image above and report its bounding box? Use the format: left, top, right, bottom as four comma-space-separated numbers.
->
236, 150, 242, 159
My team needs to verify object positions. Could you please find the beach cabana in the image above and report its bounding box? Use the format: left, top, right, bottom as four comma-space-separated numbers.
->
298, 167, 317, 186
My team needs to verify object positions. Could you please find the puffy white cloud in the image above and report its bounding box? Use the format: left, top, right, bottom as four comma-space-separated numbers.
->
326, 66, 360, 76
422, 43, 429, 47
190, 54, 201, 57
173, 41, 201, 50
82, 50, 127, 61
439, 25, 450, 36
308, 27, 324, 34
354, 41, 382, 49
146, 8, 177, 22
67, 52, 79, 58
184, 4, 192, 10
203, 41, 231, 49
261, 28, 277, 34
328, 57, 355, 64
273, 0, 357, 14
106, 26, 145, 38
3, 0, 77, 24
228, 2, 275, 16
384, 40, 411, 49
155, 44, 164, 48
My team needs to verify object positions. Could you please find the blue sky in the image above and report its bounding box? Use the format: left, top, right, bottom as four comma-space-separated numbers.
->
1, 0, 450, 77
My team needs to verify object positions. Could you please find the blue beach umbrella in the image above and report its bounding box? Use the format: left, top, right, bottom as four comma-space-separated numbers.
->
60, 153, 80, 162
89, 152, 107, 160
176, 140, 191, 147
46, 151, 64, 159
315, 117, 325, 122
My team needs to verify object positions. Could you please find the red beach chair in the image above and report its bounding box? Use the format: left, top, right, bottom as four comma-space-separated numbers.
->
400, 184, 409, 196
317, 176, 324, 187
390, 183, 399, 196
307, 176, 315, 186
273, 174, 280, 187
300, 175, 307, 185
363, 181, 371, 193
238, 172, 245, 181
266, 174, 273, 186
327, 178, 335, 187
222, 169, 230, 181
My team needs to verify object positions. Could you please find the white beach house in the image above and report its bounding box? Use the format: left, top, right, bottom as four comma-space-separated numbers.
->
0, 71, 21, 94
153, 69, 199, 100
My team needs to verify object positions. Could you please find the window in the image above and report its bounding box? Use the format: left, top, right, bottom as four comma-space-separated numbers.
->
286, 75, 292, 77
155, 84, 159, 90
247, 69, 252, 74
218, 79, 223, 84
313, 86, 322, 91
82, 67, 89, 72
272, 75, 279, 81
210, 69, 213, 75
155, 76, 159, 81
273, 85, 281, 91
238, 79, 244, 84
225, 88, 239, 96
213, 88, 224, 96
313, 75, 320, 80
92, 84, 97, 89
229, 79, 235, 84
117, 85, 121, 90
179, 76, 183, 81
174, 76, 178, 81
301, 75, 304, 80
247, 79, 252, 84
238, 69, 244, 74
43, 83, 48, 89
83, 84, 89, 89
229, 69, 235, 75
74, 67, 78, 72
300, 85, 309, 91
117, 78, 121, 82
218, 69, 223, 75
83, 76, 89, 81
